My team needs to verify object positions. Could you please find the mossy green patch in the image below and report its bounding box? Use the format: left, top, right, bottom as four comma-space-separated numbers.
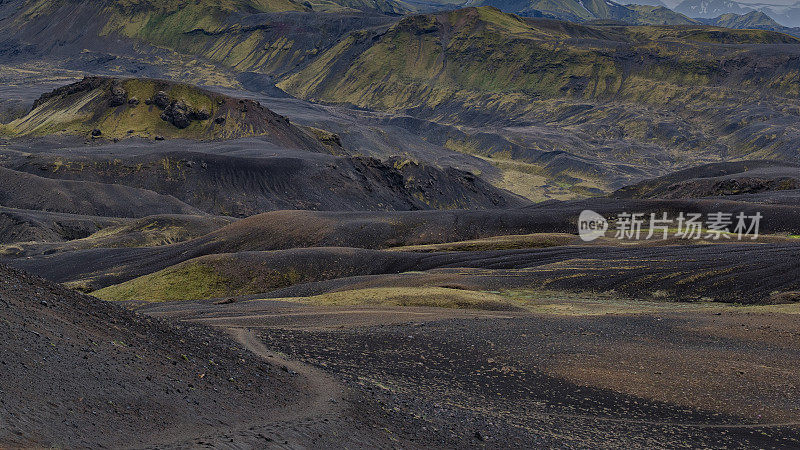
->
93, 262, 232, 302
388, 233, 579, 252
279, 7, 800, 116
276, 287, 529, 310
5, 77, 298, 141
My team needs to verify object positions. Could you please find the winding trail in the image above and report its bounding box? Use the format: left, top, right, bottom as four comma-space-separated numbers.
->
228, 326, 800, 431
140, 304, 800, 447
226, 327, 345, 421
139, 327, 348, 448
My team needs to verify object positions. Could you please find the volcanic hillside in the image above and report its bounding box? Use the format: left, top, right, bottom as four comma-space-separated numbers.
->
3, 4, 799, 196
1, 76, 326, 144
0, 149, 528, 217
280, 7, 800, 115
277, 7, 800, 172
613, 161, 800, 199
0, 263, 304, 447
9, 195, 800, 299
0, 0, 400, 78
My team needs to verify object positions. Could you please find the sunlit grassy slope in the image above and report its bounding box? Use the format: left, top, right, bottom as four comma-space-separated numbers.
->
279, 7, 800, 113
93, 262, 238, 302
4, 77, 308, 141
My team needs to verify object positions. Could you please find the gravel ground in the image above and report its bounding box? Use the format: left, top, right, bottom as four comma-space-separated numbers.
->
253, 312, 800, 448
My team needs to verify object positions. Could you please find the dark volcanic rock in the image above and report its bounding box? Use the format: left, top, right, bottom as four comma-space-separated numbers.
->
0, 166, 199, 218
31, 76, 104, 110
127, 96, 139, 106
4, 151, 529, 218
152, 90, 170, 109
90, 129, 101, 137
159, 100, 210, 128
191, 108, 210, 121
613, 161, 800, 199
107, 85, 127, 107
0, 264, 304, 448
160, 100, 191, 129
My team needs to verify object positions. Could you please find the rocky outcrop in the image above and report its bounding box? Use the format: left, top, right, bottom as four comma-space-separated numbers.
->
149, 93, 212, 129
11, 77, 326, 144
191, 108, 211, 120
160, 100, 192, 129
31, 77, 104, 109
152, 91, 170, 109
108, 84, 128, 107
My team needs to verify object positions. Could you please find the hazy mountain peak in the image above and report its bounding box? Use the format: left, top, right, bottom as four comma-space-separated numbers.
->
675, 0, 750, 18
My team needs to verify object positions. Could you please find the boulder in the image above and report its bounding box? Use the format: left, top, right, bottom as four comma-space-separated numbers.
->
152, 91, 170, 109
107, 85, 127, 107
191, 108, 211, 121
160, 100, 191, 129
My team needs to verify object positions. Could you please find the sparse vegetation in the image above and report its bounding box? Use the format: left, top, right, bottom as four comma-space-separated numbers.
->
388, 233, 579, 251
3, 1, 800, 448
93, 262, 233, 302
5, 77, 304, 141
278, 286, 528, 310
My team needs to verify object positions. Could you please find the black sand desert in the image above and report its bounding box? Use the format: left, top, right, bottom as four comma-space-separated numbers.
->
1, 0, 800, 447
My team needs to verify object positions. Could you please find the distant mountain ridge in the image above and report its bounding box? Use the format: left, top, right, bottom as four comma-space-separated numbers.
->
467, 0, 699, 24
674, 0, 800, 26
674, 0, 747, 18
697, 9, 800, 35
706, 10, 780, 27
472, 0, 800, 32
458, 0, 800, 29
276, 6, 800, 175
761, 1, 800, 28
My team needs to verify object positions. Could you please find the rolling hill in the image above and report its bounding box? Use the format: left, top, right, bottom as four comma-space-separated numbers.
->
0, 166, 202, 217
0, 262, 303, 447
611, 160, 800, 199
277, 7, 800, 170
10, 195, 800, 293
279, 7, 800, 113
1, 76, 327, 144
3, 150, 528, 216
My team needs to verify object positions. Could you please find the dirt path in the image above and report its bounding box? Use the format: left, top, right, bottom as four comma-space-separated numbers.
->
140, 303, 800, 446
226, 327, 345, 422
136, 327, 349, 448
233, 326, 800, 430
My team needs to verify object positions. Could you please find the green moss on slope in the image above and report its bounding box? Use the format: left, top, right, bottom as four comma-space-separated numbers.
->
6, 77, 306, 141
93, 256, 306, 302
278, 7, 800, 115
93, 262, 233, 302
